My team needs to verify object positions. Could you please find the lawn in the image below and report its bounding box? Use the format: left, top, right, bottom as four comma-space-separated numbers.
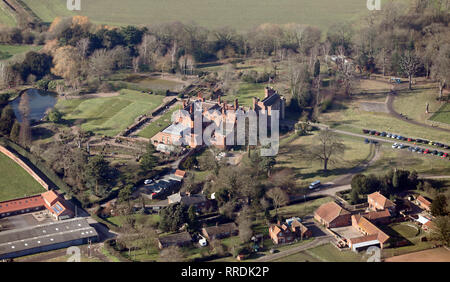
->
365, 142, 450, 176
223, 82, 266, 108
138, 104, 182, 139
0, 151, 45, 201
392, 85, 450, 128
22, 0, 369, 31
0, 44, 42, 61
274, 243, 364, 262
269, 196, 333, 219
275, 132, 374, 185
56, 89, 165, 136
0, 5, 16, 26
106, 213, 160, 227
430, 102, 450, 125
321, 100, 450, 144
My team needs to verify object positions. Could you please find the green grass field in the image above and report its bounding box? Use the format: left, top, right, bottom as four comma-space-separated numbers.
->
0, 44, 42, 61
138, 104, 182, 139
0, 151, 46, 201
365, 142, 450, 176
22, 0, 369, 31
56, 89, 164, 136
430, 103, 450, 125
276, 133, 374, 185
0, 5, 16, 26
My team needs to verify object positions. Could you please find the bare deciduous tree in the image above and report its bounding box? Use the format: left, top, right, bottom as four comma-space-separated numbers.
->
400, 50, 421, 90
306, 128, 345, 171
266, 187, 289, 215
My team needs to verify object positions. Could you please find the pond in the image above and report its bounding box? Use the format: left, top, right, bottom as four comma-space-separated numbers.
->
10, 88, 57, 123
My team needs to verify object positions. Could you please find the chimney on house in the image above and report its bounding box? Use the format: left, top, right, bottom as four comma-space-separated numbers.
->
264, 87, 275, 98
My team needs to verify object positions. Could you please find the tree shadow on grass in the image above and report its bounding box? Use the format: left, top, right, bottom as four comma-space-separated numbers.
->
31, 127, 55, 140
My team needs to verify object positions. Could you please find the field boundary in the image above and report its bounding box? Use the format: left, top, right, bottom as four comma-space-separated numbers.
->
0, 144, 49, 190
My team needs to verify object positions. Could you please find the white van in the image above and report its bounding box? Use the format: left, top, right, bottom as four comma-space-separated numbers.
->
309, 180, 321, 190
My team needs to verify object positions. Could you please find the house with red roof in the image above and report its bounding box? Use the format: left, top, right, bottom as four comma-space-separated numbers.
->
367, 191, 396, 213
0, 190, 73, 220
314, 201, 351, 228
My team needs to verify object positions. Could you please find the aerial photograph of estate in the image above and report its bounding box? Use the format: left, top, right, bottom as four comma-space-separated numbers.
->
0, 0, 449, 269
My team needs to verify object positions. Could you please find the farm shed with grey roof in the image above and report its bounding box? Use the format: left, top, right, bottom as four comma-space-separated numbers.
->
0, 217, 98, 259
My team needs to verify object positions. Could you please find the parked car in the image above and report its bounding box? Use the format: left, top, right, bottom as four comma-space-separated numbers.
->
364, 138, 370, 144
309, 180, 321, 190
443, 153, 448, 158
398, 144, 406, 149
362, 129, 370, 134
380, 132, 387, 137
392, 134, 398, 139
370, 139, 378, 144
386, 133, 392, 138
423, 149, 430, 154
392, 143, 399, 149
144, 179, 153, 185
369, 130, 376, 135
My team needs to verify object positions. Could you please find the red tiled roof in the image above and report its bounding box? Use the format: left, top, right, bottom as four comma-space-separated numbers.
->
315, 202, 350, 224
352, 215, 390, 243
175, 169, 186, 178
0, 195, 44, 214
349, 234, 378, 245
41, 190, 60, 206
368, 191, 395, 209
417, 195, 432, 208
364, 209, 391, 221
